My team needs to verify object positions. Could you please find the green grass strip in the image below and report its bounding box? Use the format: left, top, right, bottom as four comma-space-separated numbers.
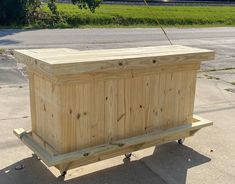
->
42, 4, 235, 28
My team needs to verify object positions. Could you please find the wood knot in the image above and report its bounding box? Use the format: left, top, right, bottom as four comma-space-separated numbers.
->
131, 72, 134, 78
153, 110, 158, 115
77, 113, 81, 120
152, 60, 156, 64
69, 109, 72, 114
118, 62, 123, 66
43, 104, 46, 112
83, 112, 87, 116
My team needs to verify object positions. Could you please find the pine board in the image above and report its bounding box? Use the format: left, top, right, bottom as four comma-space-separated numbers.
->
13, 45, 215, 155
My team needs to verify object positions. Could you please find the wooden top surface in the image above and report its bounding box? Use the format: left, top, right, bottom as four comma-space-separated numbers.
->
14, 45, 214, 75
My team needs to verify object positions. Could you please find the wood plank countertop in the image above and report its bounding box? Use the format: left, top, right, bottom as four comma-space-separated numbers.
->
14, 45, 214, 76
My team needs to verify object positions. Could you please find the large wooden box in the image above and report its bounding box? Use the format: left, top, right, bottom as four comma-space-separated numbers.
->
13, 45, 214, 172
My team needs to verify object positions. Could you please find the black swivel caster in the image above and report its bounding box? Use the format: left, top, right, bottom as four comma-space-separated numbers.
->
59, 171, 67, 177
124, 153, 132, 159
178, 138, 185, 145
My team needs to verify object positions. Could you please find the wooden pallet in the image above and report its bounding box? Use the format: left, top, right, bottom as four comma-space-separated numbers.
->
14, 115, 212, 174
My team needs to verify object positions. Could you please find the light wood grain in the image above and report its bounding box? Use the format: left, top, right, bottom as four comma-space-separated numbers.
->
13, 45, 214, 174
13, 115, 213, 169
26, 61, 202, 154
14, 45, 214, 75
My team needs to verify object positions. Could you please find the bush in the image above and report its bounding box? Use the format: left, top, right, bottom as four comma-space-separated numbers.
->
71, 0, 102, 13
0, 0, 65, 27
0, 0, 28, 25
26, 0, 43, 24
0, 0, 102, 27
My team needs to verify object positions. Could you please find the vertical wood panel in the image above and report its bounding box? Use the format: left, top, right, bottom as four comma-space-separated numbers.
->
33, 74, 61, 152
158, 73, 167, 129
31, 63, 199, 154
143, 74, 160, 133
117, 80, 125, 139
186, 70, 197, 123
28, 71, 36, 132
172, 72, 181, 127
105, 80, 118, 142
124, 78, 131, 139
91, 81, 105, 145
130, 77, 145, 136
164, 72, 175, 129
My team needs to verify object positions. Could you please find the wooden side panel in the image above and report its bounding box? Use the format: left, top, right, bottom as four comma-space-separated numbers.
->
33, 74, 61, 152
28, 70, 36, 132
184, 70, 197, 123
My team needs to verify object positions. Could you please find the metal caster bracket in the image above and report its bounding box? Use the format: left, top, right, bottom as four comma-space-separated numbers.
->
59, 171, 67, 177
125, 153, 132, 159
178, 138, 185, 145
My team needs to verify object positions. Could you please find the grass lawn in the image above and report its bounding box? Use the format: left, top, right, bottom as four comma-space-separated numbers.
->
41, 4, 235, 28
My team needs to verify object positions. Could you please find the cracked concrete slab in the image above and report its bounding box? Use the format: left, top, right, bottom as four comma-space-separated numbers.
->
0, 54, 27, 85
202, 69, 235, 84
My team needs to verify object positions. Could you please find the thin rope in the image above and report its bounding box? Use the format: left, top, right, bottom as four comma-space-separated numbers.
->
143, 0, 173, 45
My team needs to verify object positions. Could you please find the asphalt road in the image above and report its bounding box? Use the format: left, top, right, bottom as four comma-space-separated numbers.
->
0, 27, 235, 50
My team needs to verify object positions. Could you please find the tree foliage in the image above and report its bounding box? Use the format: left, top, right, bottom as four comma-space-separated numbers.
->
71, 0, 102, 13
48, 0, 58, 15
0, 0, 27, 25
26, 0, 43, 24
0, 0, 101, 26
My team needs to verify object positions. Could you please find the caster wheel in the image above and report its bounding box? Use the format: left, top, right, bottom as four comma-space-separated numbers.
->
60, 171, 67, 177
32, 153, 41, 160
178, 139, 185, 145
125, 153, 132, 159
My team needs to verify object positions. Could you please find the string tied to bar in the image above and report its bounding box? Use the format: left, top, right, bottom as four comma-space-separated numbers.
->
143, 0, 173, 45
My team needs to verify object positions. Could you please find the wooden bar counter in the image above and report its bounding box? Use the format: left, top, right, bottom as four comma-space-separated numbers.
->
13, 45, 215, 175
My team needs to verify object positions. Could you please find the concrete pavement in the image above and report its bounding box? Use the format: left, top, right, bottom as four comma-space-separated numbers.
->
0, 27, 235, 49
0, 27, 235, 184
